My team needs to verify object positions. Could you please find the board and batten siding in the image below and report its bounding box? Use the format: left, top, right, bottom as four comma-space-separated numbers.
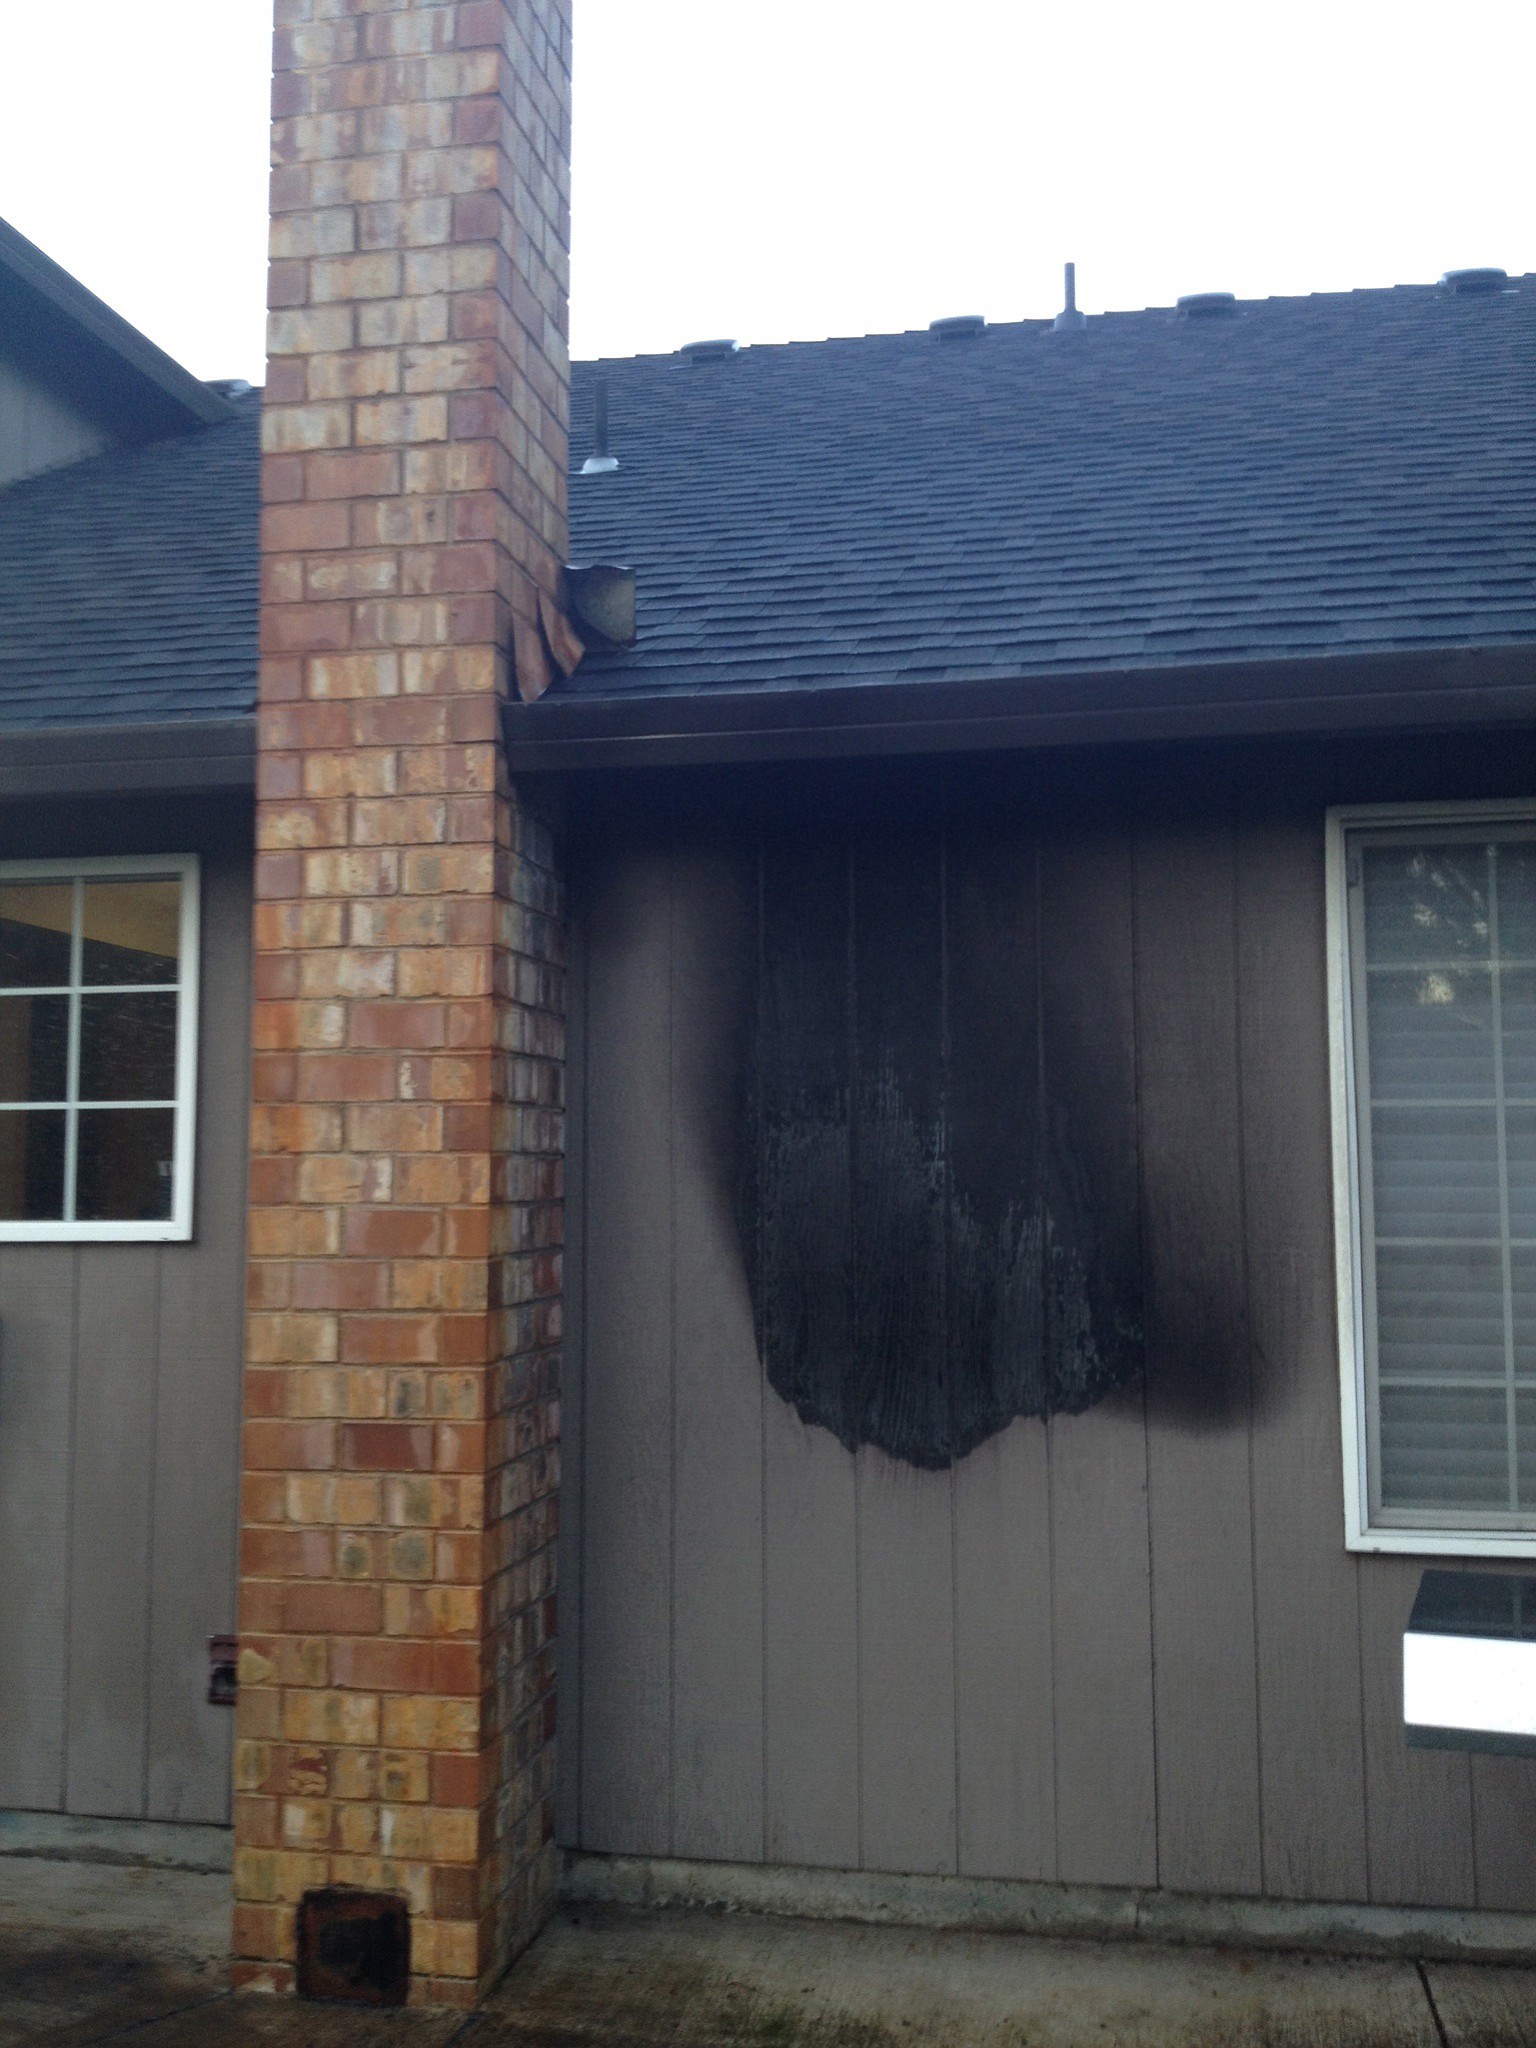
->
0, 800, 252, 1824
560, 739, 1536, 1913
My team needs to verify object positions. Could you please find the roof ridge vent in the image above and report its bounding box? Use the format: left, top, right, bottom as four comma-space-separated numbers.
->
1177, 291, 1239, 319
1053, 261, 1087, 332
1441, 267, 1512, 295
680, 338, 739, 364
930, 314, 986, 340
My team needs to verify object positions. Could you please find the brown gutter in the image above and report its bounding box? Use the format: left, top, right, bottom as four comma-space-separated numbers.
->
503, 644, 1536, 773
0, 718, 255, 798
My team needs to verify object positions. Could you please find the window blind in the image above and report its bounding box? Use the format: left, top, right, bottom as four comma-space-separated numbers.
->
1354, 834, 1536, 1526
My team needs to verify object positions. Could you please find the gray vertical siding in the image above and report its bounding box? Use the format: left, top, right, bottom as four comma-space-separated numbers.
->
562, 745, 1536, 1912
0, 356, 114, 490
0, 805, 250, 1823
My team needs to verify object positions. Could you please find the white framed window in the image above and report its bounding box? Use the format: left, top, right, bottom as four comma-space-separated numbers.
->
1330, 802, 1536, 1555
0, 856, 199, 1242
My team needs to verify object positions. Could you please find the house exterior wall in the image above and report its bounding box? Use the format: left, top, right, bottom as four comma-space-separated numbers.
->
0, 354, 114, 489
0, 796, 252, 1824
561, 733, 1536, 1917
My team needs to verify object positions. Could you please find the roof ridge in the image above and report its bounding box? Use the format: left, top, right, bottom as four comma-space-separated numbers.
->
574, 275, 1535, 368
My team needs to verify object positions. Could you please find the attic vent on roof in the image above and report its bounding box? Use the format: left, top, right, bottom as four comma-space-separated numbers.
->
1441, 268, 1512, 295
1177, 292, 1238, 318
930, 315, 986, 340
681, 338, 739, 364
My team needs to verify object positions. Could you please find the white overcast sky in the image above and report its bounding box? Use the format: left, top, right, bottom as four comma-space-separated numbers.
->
0, 0, 1531, 384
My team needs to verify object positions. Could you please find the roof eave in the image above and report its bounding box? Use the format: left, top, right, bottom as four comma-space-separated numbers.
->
0, 216, 234, 434
503, 645, 1536, 773
0, 717, 255, 799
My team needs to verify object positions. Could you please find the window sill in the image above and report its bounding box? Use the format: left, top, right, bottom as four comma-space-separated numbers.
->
1348, 1526, 1536, 1561
0, 1221, 192, 1244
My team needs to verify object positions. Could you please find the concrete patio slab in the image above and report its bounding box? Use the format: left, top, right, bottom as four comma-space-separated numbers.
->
6, 1878, 1536, 2046
1428, 1961, 1536, 2047
476, 1904, 1445, 2047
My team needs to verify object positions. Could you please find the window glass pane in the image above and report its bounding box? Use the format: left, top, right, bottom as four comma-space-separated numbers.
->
1502, 969, 1536, 1098
0, 883, 72, 988
1370, 1105, 1500, 1240
78, 991, 177, 1102
1513, 1248, 1536, 1380
1376, 1243, 1506, 1380
1379, 1383, 1507, 1510
0, 1108, 65, 1220
75, 1107, 174, 1222
1363, 843, 1490, 965
1366, 966, 1493, 1101
80, 879, 180, 986
1359, 828, 1536, 1529
1505, 1108, 1536, 1241
0, 993, 68, 1102
1497, 845, 1536, 959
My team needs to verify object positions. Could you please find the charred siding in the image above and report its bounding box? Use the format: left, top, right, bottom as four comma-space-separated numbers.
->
743, 763, 1143, 1467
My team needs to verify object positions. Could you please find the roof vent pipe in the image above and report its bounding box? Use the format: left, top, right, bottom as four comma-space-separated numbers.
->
1441, 268, 1511, 295
1177, 291, 1239, 318
580, 374, 619, 475
1053, 262, 1087, 332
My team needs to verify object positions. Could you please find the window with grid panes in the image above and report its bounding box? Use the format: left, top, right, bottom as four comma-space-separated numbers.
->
0, 858, 198, 1240
1335, 811, 1536, 1550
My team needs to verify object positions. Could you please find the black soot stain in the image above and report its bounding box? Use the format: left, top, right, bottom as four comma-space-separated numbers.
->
737, 813, 1144, 1471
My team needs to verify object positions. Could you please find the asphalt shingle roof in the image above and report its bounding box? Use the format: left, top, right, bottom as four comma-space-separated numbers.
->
560, 281, 1536, 700
0, 390, 259, 730
0, 280, 1532, 736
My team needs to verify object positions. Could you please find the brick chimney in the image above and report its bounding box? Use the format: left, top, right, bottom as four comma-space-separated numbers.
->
235, 0, 570, 2007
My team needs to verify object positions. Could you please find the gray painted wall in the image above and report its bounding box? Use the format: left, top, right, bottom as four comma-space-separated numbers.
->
561, 741, 1536, 1915
0, 799, 251, 1823
0, 355, 114, 488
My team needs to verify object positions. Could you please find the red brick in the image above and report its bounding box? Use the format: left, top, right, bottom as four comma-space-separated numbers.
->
261, 602, 354, 655
240, 1525, 334, 1578
295, 1052, 398, 1100
262, 501, 353, 552
432, 1642, 482, 1696
330, 1638, 436, 1692
283, 1582, 384, 1635
304, 449, 403, 500
344, 1206, 443, 1256
291, 1261, 389, 1311
243, 1420, 337, 1472
338, 1421, 435, 1471
430, 1753, 486, 1809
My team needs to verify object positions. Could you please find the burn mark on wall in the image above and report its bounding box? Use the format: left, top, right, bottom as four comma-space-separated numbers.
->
739, 766, 1144, 1469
